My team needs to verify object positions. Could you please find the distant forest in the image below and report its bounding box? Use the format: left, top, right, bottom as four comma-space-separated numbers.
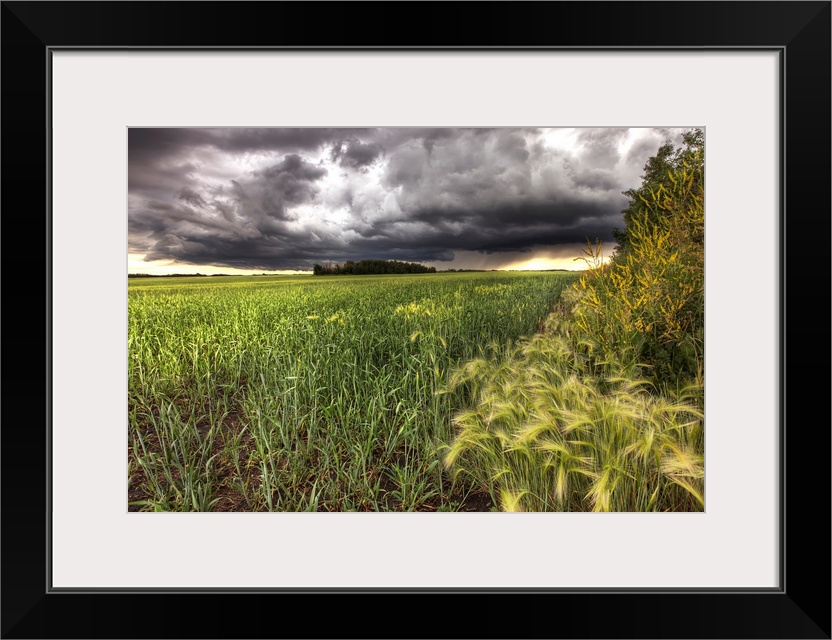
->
313, 260, 436, 276
128, 273, 235, 278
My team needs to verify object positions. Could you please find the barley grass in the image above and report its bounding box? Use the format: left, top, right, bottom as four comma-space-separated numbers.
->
441, 329, 703, 512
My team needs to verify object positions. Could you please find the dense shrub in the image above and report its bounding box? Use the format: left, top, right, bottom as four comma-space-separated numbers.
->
573, 133, 704, 384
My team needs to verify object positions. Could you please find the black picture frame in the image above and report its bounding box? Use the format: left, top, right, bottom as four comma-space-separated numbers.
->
2, 2, 829, 638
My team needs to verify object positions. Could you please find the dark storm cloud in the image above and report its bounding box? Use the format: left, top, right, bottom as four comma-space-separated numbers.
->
128, 128, 344, 193
330, 137, 383, 169
129, 127, 342, 157
250, 154, 328, 210
177, 187, 207, 209
130, 153, 330, 264
345, 198, 620, 256
128, 127, 695, 271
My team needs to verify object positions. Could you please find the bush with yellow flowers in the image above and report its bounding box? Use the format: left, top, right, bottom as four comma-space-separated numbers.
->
573, 134, 703, 385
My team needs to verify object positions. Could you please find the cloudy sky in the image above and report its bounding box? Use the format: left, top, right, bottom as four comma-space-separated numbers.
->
128, 127, 691, 274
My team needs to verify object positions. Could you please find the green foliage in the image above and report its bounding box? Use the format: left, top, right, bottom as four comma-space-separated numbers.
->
575, 129, 704, 382
613, 128, 704, 256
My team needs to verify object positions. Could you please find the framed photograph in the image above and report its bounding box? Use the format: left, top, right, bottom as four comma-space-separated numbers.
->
3, 1, 829, 638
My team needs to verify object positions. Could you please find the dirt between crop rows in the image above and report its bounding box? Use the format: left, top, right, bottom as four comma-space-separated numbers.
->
128, 403, 495, 513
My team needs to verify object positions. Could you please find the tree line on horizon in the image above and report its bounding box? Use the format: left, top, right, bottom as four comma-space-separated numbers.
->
128, 273, 235, 278
312, 259, 436, 276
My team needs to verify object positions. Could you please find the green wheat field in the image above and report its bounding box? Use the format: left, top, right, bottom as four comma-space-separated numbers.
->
128, 271, 580, 511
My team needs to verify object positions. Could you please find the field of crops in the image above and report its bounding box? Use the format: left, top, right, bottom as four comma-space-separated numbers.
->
128, 271, 578, 511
